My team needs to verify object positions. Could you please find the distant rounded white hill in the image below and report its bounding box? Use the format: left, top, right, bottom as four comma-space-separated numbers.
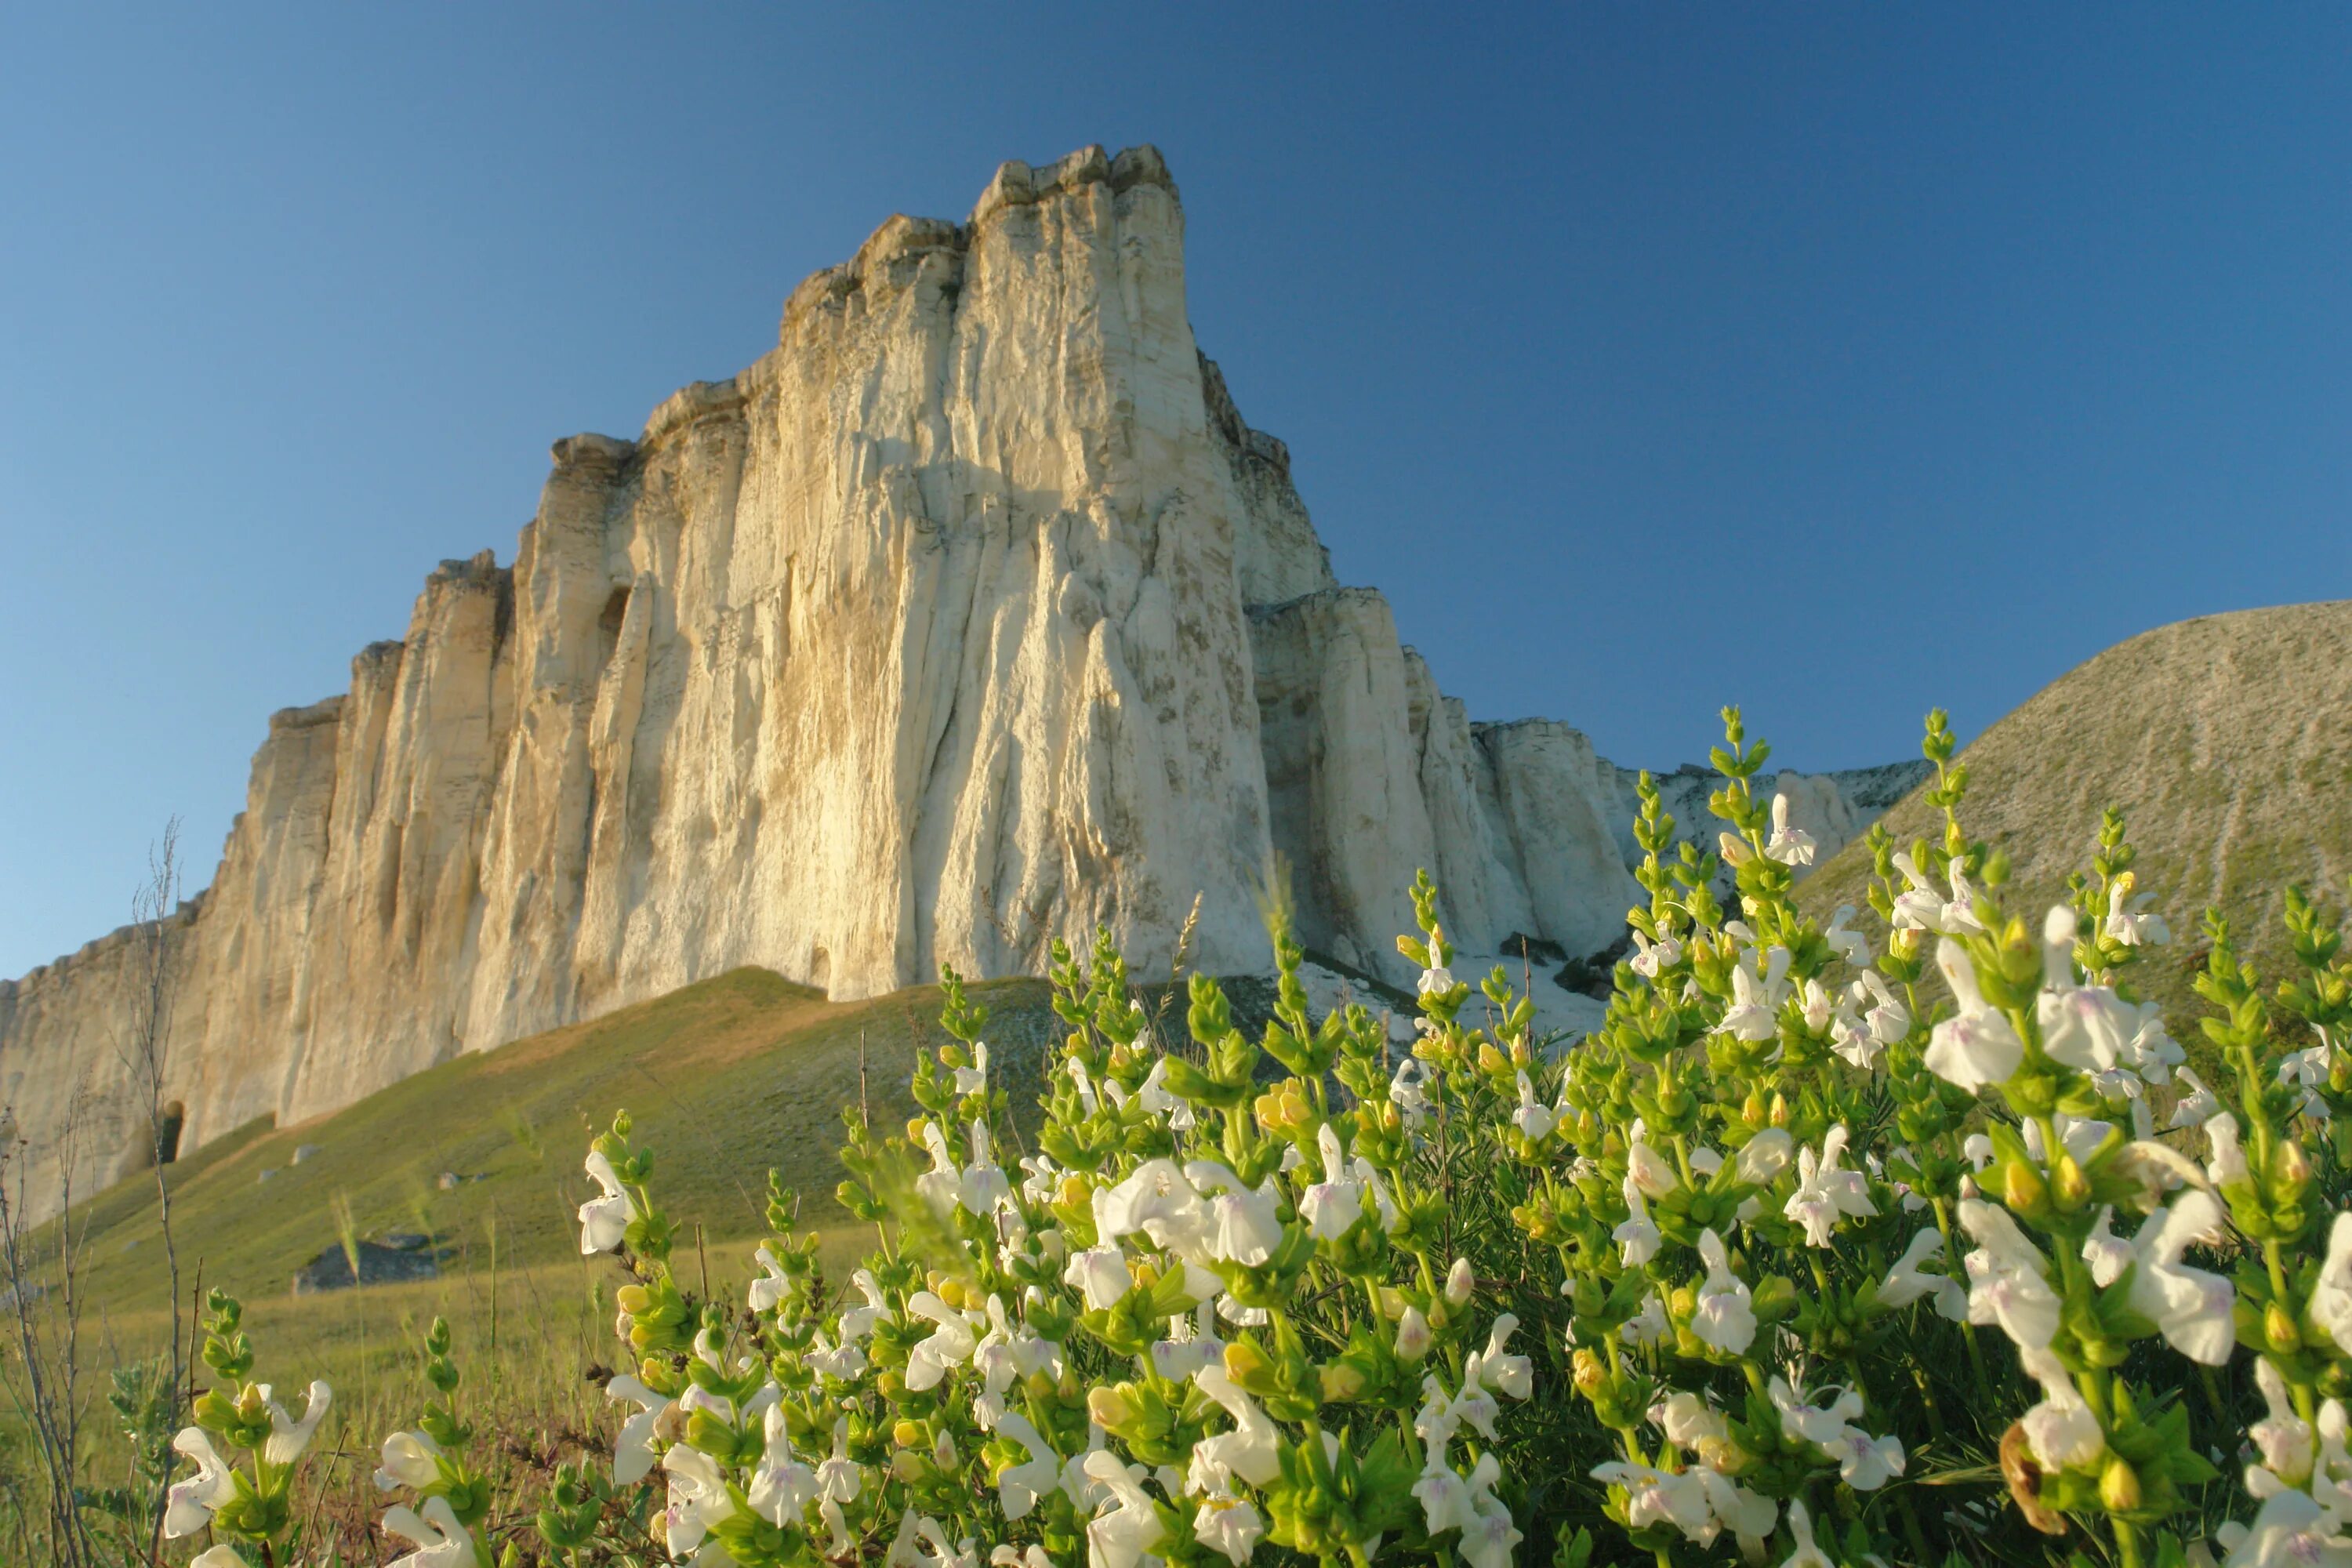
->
1804, 601, 2352, 998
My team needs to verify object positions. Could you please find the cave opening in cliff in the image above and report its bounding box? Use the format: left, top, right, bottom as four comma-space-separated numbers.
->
597, 585, 631, 669
155, 1099, 185, 1165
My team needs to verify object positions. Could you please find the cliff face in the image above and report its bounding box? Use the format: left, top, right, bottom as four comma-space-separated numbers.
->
0, 146, 1922, 1220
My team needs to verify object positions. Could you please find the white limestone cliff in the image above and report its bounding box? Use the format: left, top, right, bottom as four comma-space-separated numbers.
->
0, 146, 1924, 1221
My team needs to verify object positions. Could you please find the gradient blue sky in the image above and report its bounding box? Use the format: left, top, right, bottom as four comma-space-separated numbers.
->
2, 6, 2346, 978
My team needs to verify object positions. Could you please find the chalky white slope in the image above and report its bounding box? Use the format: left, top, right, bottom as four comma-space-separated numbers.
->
0, 147, 1915, 1218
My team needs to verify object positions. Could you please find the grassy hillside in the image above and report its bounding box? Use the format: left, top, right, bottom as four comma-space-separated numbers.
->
1801, 601, 2352, 1019
53, 967, 1071, 1316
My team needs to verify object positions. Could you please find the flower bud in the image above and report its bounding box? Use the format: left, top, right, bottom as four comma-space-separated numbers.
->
1319, 1363, 1367, 1402
616, 1285, 652, 1315
2278, 1139, 2313, 1195
1768, 1093, 1789, 1129
906, 1117, 929, 1145
1087, 1386, 1132, 1430
1394, 1306, 1432, 1360
1719, 833, 1752, 867
1446, 1258, 1475, 1305
1571, 1348, 1606, 1396
1223, 1341, 1272, 1385
2267, 1301, 2303, 1354
893, 1419, 925, 1450
2051, 1154, 2090, 1213
2004, 1160, 2051, 1219
2099, 1456, 2142, 1512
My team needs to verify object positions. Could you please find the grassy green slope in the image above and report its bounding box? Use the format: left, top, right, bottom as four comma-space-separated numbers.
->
1800, 601, 2352, 1021
65, 967, 1069, 1314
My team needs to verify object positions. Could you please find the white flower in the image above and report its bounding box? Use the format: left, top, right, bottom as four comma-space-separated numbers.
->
1718, 949, 1788, 1043
2106, 891, 2171, 948
748, 1403, 818, 1525
839, 1269, 893, 1341
1691, 1229, 1756, 1355
1298, 1125, 1364, 1239
2313, 1214, 2352, 1357
1461, 1483, 1524, 1568
1925, 937, 2024, 1090
1614, 1174, 1661, 1267
1778, 1498, 1835, 1568
1631, 928, 1682, 978
1959, 1198, 2061, 1351
1183, 1160, 1283, 1268
1765, 793, 1817, 866
1388, 1058, 1432, 1127
905, 1290, 979, 1392
2169, 1067, 2223, 1129
1419, 961, 1456, 998
1590, 1459, 1714, 1542
2125, 1191, 2235, 1365
662, 1442, 739, 1558
163, 1426, 238, 1538
602, 1374, 675, 1485
817, 1417, 863, 1503
1193, 1491, 1265, 1565
750, 1243, 793, 1313
1879, 1227, 1968, 1319
1619, 1132, 1676, 1206
1893, 851, 1985, 935
1414, 1460, 1475, 1534
1468, 1313, 1533, 1399
1736, 1127, 1794, 1185
1824, 906, 1871, 969
2250, 1357, 2317, 1486
1799, 978, 1836, 1034
2220, 1484, 2352, 1567
1138, 1057, 1197, 1131
993, 1412, 1065, 1520
1784, 1125, 1877, 1247
1446, 1256, 1476, 1305
2039, 913, 2140, 1076
382, 1495, 477, 1568
954, 1040, 991, 1097
809, 1330, 867, 1381
2073, 1206, 2134, 1289
2205, 1109, 2252, 1186
1511, 1071, 1557, 1141
373, 1428, 443, 1492
916, 1122, 965, 1218
1824, 1423, 1906, 1490
2282, 1047, 2335, 1121
579, 1148, 637, 1254
1080, 1451, 1167, 1568
962, 1121, 1014, 1214
2013, 1345, 2105, 1472
1190, 1367, 1282, 1490
189, 1548, 255, 1568
1769, 1377, 1865, 1446
1064, 1245, 1134, 1311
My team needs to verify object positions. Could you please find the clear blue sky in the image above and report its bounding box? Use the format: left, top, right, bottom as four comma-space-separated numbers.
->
2, 6, 2346, 978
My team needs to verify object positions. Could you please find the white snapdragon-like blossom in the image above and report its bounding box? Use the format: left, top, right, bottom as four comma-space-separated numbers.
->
1892, 851, 1985, 935
1189, 1366, 1283, 1492
381, 1495, 477, 1568
1959, 1199, 2062, 1352
1784, 1125, 1877, 1247
815, 1417, 863, 1504
1878, 1227, 1968, 1320
1769, 1376, 1906, 1490
2169, 1067, 2223, 1129
1719, 946, 1791, 1043
1692, 1228, 1757, 1355
1298, 1124, 1366, 1239
747, 1403, 818, 1526
1614, 1173, 1662, 1267
1081, 1450, 1168, 1568
579, 1148, 640, 1254
1193, 1490, 1266, 1565
2105, 891, 2171, 948
954, 1040, 991, 1097
2114, 1191, 2235, 1365
1824, 905, 1871, 969
373, 1428, 443, 1493
905, 1290, 981, 1391
162, 1427, 238, 1538
1630, 927, 1682, 978
1764, 793, 1817, 866
1925, 937, 2024, 1091
993, 1412, 1065, 1521
1511, 1070, 1557, 1142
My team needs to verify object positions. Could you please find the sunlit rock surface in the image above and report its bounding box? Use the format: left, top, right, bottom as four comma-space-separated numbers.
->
0, 146, 1918, 1219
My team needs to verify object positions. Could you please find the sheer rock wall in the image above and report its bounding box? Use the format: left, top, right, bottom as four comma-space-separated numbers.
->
0, 147, 1921, 1220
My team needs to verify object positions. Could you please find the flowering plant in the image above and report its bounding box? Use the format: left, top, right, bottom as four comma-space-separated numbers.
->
158, 1288, 331, 1568
495, 708, 2352, 1568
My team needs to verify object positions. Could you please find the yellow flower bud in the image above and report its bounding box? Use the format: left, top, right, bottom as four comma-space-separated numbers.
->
893, 1419, 926, 1450
2051, 1154, 2090, 1212
2099, 1456, 2142, 1512
1223, 1341, 1272, 1385
1320, 1363, 1367, 1402
2267, 1301, 2303, 1354
906, 1116, 929, 1145
1571, 1348, 1606, 1396
2005, 1160, 2051, 1218
1087, 1385, 1133, 1429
